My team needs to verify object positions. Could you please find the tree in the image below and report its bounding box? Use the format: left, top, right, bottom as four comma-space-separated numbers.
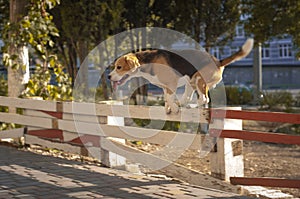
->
122, 0, 153, 104
242, 0, 300, 57
51, 1, 125, 88
1, 0, 72, 101
171, 0, 241, 50
4, 0, 29, 113
89, 0, 125, 100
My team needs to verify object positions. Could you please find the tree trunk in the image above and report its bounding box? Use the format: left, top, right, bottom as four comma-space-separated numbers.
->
78, 40, 89, 95
253, 43, 262, 104
8, 0, 29, 112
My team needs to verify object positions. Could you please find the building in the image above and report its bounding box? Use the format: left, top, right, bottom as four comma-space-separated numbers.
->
211, 25, 300, 89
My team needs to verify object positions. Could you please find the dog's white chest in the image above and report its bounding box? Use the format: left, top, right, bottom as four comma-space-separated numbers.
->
138, 71, 163, 86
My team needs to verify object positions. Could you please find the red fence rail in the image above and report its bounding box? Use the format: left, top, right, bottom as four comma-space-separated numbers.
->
211, 109, 300, 124
230, 177, 300, 189
210, 129, 300, 145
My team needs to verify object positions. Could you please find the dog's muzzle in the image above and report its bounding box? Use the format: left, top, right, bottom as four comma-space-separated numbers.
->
110, 74, 130, 90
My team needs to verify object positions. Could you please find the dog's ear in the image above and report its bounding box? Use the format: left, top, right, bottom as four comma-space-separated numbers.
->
124, 54, 140, 70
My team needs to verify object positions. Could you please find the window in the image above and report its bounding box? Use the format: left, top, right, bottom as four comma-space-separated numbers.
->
223, 46, 231, 56
262, 47, 270, 59
231, 47, 239, 54
279, 44, 292, 58
236, 25, 245, 38
211, 47, 220, 59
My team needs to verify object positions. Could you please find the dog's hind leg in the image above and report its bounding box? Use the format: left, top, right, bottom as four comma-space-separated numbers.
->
179, 83, 194, 107
195, 75, 209, 106
177, 75, 194, 107
164, 88, 179, 114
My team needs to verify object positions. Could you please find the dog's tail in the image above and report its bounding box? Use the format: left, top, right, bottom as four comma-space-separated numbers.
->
219, 38, 254, 67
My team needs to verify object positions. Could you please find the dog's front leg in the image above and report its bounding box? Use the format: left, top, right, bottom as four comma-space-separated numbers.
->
164, 88, 179, 114
197, 93, 210, 106
195, 76, 210, 107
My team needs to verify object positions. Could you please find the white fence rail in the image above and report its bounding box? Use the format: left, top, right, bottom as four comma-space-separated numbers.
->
0, 96, 242, 193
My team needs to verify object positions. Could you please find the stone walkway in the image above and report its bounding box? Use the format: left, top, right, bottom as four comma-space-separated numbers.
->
0, 145, 251, 199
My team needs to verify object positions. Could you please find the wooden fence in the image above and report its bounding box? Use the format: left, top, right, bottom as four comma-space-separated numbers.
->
210, 109, 300, 189
0, 96, 299, 191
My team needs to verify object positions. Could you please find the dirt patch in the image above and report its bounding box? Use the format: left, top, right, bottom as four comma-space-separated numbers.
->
243, 141, 300, 197
128, 118, 300, 198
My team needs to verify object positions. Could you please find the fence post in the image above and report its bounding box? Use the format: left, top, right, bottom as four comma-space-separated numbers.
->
210, 107, 244, 182
100, 101, 127, 169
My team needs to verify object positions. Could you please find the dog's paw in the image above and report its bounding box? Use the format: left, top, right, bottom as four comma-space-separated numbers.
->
165, 105, 172, 114
170, 103, 179, 114
165, 103, 179, 114
202, 109, 210, 122
186, 105, 191, 109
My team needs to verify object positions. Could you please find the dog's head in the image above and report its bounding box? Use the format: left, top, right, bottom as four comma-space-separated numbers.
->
108, 53, 140, 90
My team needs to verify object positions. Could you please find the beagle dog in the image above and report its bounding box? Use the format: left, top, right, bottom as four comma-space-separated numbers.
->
108, 39, 253, 114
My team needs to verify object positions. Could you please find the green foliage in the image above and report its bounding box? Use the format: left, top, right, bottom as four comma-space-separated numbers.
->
22, 63, 72, 101
1, 0, 72, 101
0, 75, 7, 96
225, 86, 253, 105
260, 91, 294, 112
1, 0, 60, 70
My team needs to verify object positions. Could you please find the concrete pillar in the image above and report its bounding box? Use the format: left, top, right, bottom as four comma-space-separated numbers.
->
100, 101, 126, 169
210, 107, 244, 181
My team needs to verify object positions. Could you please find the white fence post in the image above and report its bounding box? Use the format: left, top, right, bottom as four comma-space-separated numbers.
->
210, 107, 244, 181
100, 101, 127, 169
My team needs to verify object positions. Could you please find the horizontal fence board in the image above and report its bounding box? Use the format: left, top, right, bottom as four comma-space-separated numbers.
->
58, 120, 202, 150
230, 177, 300, 189
24, 110, 56, 118
64, 101, 209, 123
0, 96, 57, 112
210, 129, 300, 145
0, 112, 53, 129
25, 134, 86, 155
0, 128, 24, 139
63, 113, 107, 124
211, 109, 300, 124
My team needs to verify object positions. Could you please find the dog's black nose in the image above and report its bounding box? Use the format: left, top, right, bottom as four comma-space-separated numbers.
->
108, 75, 111, 80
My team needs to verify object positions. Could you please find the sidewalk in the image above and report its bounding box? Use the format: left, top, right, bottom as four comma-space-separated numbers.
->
0, 145, 251, 199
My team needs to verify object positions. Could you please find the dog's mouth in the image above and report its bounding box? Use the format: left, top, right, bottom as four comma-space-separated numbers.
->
112, 74, 130, 90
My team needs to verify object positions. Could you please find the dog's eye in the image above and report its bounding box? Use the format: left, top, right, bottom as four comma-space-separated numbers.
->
117, 66, 122, 70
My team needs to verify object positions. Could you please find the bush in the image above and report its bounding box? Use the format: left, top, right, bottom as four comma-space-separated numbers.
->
225, 86, 253, 105
295, 92, 300, 107
260, 91, 293, 112
275, 124, 300, 135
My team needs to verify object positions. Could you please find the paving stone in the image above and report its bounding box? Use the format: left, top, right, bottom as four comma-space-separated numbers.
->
0, 145, 253, 199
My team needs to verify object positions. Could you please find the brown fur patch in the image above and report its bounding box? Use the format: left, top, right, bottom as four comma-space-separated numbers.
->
192, 72, 208, 99
114, 54, 140, 76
